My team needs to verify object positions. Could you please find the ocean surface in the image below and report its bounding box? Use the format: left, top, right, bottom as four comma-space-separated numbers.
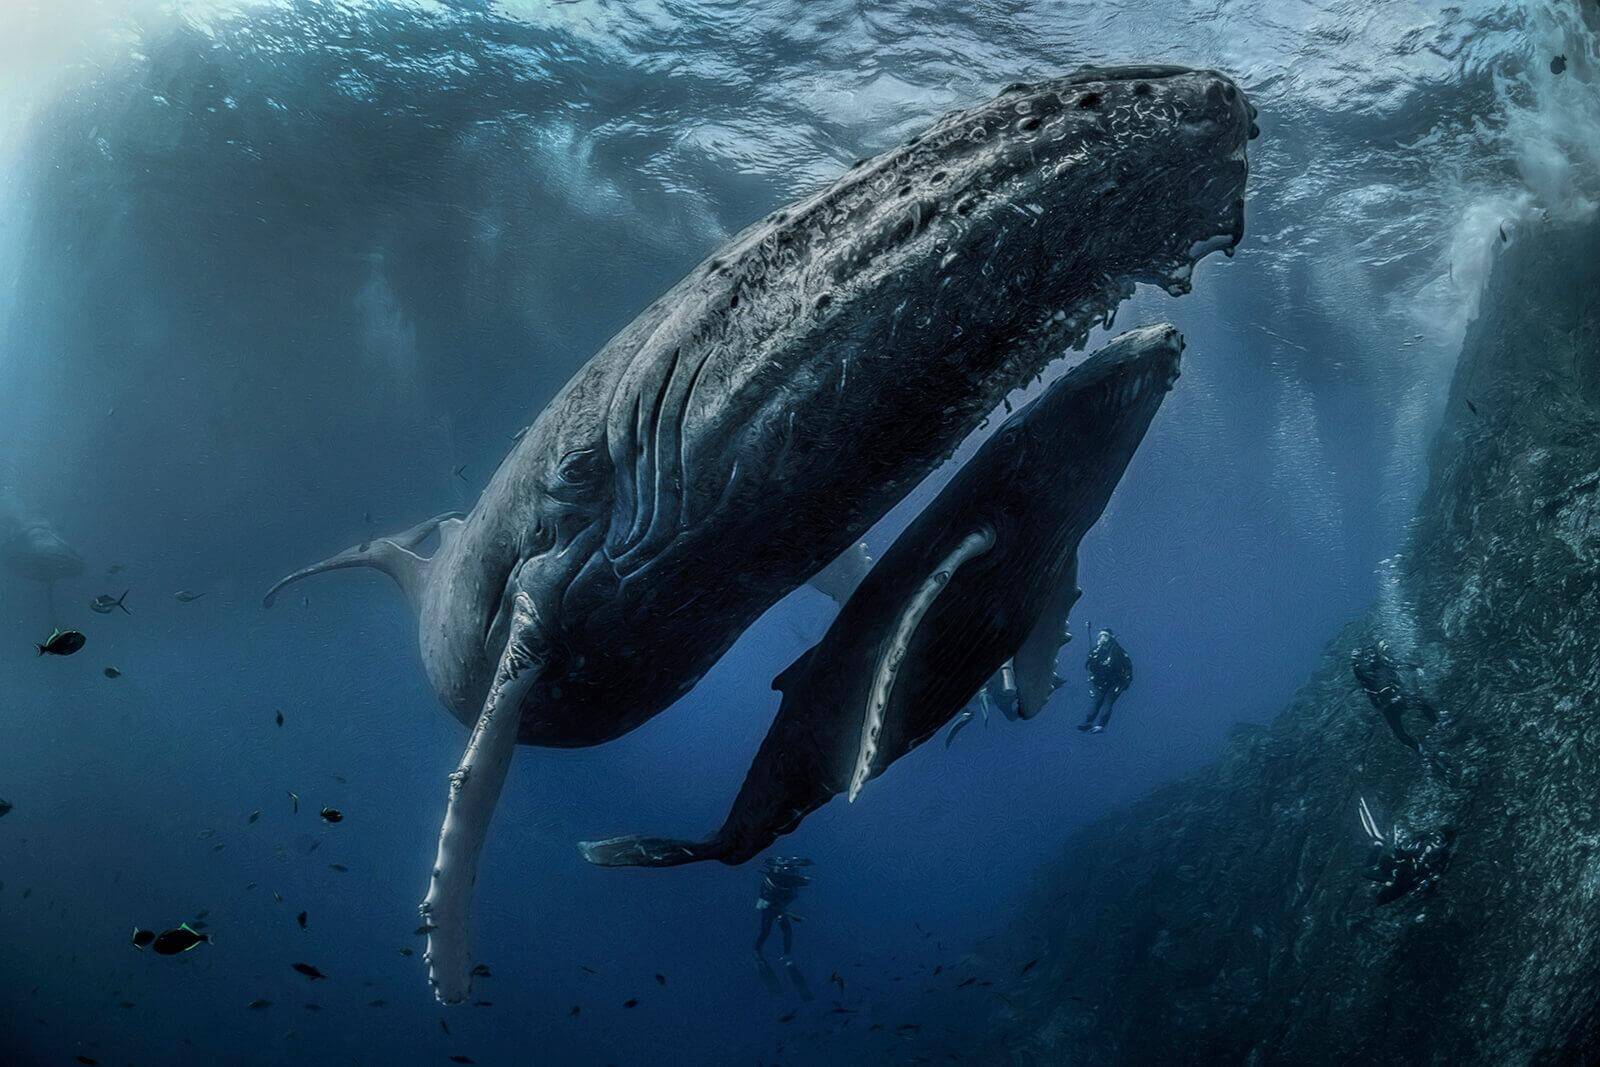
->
0, 1, 1594, 1064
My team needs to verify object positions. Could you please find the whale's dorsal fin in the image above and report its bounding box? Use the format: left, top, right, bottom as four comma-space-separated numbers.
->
262, 511, 465, 611
848, 523, 996, 802
1012, 552, 1082, 721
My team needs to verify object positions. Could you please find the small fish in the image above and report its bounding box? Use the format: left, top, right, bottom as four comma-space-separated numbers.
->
1551, 54, 1567, 75
470, 963, 491, 978
932, 965, 942, 976
778, 1011, 796, 1023
272, 891, 283, 904
898, 1023, 921, 1032
580, 965, 599, 975
90, 591, 132, 615
194, 909, 210, 920
453, 464, 468, 482
829, 971, 844, 993
956, 977, 977, 989
190, 920, 209, 931
287, 791, 299, 813
291, 962, 326, 980
245, 882, 256, 890
473, 1000, 492, 1007
211, 842, 226, 852
654, 973, 666, 987
1020, 958, 1040, 976
569, 1005, 581, 1017
440, 1018, 451, 1035
247, 998, 271, 1010
830, 1005, 857, 1015
415, 924, 438, 936
367, 999, 387, 1008
151, 923, 209, 955
173, 590, 206, 603
275, 711, 284, 727
450, 1057, 475, 1065
297, 911, 307, 929
303, 1003, 322, 1012
108, 563, 124, 575
76, 1057, 100, 1065
622, 998, 638, 1009
130, 928, 155, 950
103, 666, 121, 679
319, 807, 343, 824
118, 1000, 136, 1009
0, 798, 11, 818
1466, 398, 1480, 416
328, 864, 348, 873
399, 947, 414, 957
36, 628, 86, 656
248, 810, 260, 825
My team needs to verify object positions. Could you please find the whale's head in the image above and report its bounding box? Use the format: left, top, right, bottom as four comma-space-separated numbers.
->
813, 65, 1252, 366
987, 323, 1183, 539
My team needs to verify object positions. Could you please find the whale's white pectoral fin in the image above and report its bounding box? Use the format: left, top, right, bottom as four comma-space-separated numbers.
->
848, 524, 996, 802
1013, 552, 1082, 721
421, 589, 544, 1005
808, 541, 873, 605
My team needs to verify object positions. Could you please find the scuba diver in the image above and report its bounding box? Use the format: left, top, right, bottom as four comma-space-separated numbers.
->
1357, 796, 1453, 905
754, 856, 814, 1000
1079, 629, 1133, 733
1351, 640, 1439, 753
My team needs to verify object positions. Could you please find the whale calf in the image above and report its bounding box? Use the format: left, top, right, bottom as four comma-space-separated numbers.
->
579, 324, 1183, 867
266, 67, 1253, 1002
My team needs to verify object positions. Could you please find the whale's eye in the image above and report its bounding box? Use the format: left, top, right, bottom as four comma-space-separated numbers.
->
557, 447, 602, 485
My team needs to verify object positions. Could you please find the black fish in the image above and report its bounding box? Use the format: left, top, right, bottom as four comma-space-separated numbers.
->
1551, 54, 1567, 75
329, 864, 348, 873
291, 962, 326, 980
399, 947, 414, 957
173, 590, 206, 603
319, 807, 343, 824
275, 711, 284, 727
130, 928, 155, 950
248, 810, 260, 825
36, 629, 86, 656
569, 1005, 581, 1017
90, 591, 132, 615
470, 964, 491, 978
450, 1057, 475, 1065
151, 924, 209, 955
118, 1001, 136, 1009
778, 1012, 796, 1023
622, 998, 638, 1009
956, 977, 977, 989
654, 973, 666, 986
580, 965, 599, 975
103, 667, 121, 678
76, 1057, 99, 1065
473, 1000, 492, 1007
367, 999, 387, 1008
247, 999, 271, 1009
297, 911, 307, 929
1020, 958, 1040, 976
0, 798, 11, 818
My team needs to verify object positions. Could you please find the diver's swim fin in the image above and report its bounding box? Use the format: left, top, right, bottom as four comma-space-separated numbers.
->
263, 511, 464, 610
756, 956, 782, 995
849, 524, 996, 801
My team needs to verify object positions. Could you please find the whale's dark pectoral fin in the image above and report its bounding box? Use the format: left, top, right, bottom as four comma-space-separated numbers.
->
1012, 552, 1082, 721
577, 835, 713, 868
262, 511, 464, 610
849, 524, 997, 801
421, 588, 545, 1005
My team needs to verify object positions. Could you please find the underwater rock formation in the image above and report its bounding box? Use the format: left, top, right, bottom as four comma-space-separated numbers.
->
993, 215, 1600, 1064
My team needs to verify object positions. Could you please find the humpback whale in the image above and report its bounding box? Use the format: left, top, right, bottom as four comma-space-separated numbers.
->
579, 324, 1183, 867
266, 66, 1253, 1003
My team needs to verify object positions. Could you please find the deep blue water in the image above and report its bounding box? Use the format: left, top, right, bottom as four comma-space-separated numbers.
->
1, 1, 1595, 1064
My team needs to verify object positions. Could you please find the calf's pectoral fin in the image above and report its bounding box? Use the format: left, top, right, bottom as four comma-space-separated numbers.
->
262, 511, 465, 610
1011, 552, 1082, 721
421, 588, 545, 1004
849, 524, 996, 802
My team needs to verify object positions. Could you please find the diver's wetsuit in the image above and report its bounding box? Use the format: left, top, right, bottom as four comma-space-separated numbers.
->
1080, 631, 1133, 732
755, 858, 813, 999
1351, 642, 1439, 752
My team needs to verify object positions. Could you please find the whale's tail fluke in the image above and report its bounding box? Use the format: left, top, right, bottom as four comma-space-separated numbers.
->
262, 511, 464, 611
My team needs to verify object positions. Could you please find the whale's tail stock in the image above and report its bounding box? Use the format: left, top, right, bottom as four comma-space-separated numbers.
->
262, 511, 465, 611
